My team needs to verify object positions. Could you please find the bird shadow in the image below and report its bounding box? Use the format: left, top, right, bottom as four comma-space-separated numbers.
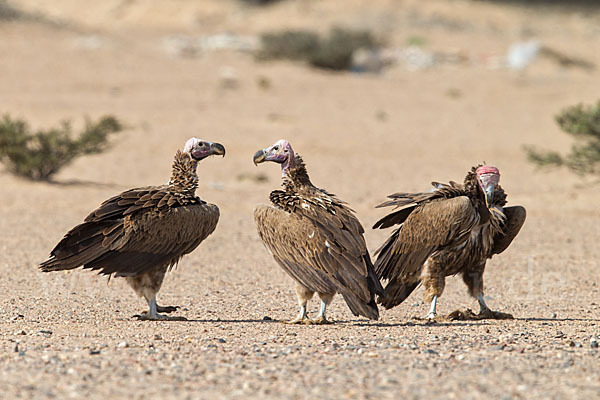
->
352, 320, 491, 328
516, 317, 600, 323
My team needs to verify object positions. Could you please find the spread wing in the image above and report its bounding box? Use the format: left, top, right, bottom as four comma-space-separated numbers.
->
254, 202, 382, 319
375, 196, 478, 284
492, 205, 526, 255
40, 187, 219, 277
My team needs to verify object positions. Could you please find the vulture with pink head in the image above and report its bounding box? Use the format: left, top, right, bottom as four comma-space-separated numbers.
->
253, 140, 383, 324
373, 165, 526, 319
40, 138, 225, 321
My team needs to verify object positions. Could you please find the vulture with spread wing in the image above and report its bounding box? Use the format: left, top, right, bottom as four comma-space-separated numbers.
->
373, 165, 526, 319
253, 140, 383, 324
40, 138, 225, 321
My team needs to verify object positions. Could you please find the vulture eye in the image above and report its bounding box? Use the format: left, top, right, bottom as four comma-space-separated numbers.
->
273, 145, 279, 151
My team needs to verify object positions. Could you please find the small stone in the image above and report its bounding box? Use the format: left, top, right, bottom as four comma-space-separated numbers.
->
551, 312, 557, 318
590, 338, 598, 349
423, 349, 438, 355
568, 340, 576, 347
117, 341, 129, 349
15, 330, 26, 336
154, 334, 162, 340
217, 338, 226, 343
262, 316, 272, 321
456, 354, 465, 360
89, 349, 101, 355
13, 343, 19, 353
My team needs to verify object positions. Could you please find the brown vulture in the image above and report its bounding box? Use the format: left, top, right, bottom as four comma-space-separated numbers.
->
40, 138, 225, 321
253, 139, 383, 324
373, 165, 526, 319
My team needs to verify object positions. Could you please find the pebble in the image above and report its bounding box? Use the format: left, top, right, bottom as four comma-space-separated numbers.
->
423, 349, 438, 355
262, 316, 272, 321
117, 341, 129, 349
217, 338, 226, 343
590, 338, 598, 349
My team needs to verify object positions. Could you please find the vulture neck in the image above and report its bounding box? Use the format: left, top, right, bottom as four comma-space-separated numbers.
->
169, 150, 199, 194
282, 154, 312, 190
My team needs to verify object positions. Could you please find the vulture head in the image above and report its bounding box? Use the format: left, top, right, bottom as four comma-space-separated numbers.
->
253, 139, 296, 173
475, 165, 500, 207
184, 137, 226, 161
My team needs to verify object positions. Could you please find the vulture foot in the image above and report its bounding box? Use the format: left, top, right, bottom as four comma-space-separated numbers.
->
307, 316, 331, 325
446, 308, 514, 321
156, 305, 179, 314
133, 312, 188, 321
478, 309, 514, 320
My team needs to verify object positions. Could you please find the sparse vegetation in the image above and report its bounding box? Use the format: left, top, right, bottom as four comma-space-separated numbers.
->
0, 115, 123, 181
257, 27, 379, 71
526, 101, 600, 176
0, 0, 22, 21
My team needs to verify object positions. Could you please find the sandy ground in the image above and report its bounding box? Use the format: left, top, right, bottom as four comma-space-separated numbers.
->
0, 1, 599, 399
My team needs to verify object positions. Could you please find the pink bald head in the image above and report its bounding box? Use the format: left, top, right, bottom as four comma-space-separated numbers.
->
183, 137, 225, 161
475, 165, 500, 206
253, 139, 296, 174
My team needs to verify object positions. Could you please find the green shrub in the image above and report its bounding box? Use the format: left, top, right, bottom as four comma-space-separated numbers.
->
0, 115, 123, 181
525, 101, 600, 176
257, 27, 378, 71
257, 30, 320, 61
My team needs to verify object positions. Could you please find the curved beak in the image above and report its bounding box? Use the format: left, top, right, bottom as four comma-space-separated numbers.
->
253, 149, 266, 165
484, 186, 494, 208
210, 142, 226, 157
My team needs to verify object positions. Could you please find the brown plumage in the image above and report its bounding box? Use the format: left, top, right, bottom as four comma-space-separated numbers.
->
253, 140, 383, 324
373, 165, 526, 319
40, 138, 225, 321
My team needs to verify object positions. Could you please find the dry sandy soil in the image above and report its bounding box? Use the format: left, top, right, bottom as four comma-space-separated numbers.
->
1, 1, 599, 399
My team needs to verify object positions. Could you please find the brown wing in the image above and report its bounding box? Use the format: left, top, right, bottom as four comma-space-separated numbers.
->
254, 203, 382, 319
40, 187, 219, 277
492, 205, 526, 255
375, 196, 478, 283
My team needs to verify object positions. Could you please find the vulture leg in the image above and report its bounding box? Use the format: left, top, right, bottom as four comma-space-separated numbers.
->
127, 267, 187, 321
308, 292, 334, 324
422, 259, 444, 319
476, 293, 514, 320
462, 264, 514, 320
425, 295, 438, 320
282, 284, 313, 324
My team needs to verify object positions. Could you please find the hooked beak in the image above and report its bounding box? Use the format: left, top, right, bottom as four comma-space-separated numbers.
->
210, 142, 226, 157
253, 149, 266, 165
484, 186, 494, 208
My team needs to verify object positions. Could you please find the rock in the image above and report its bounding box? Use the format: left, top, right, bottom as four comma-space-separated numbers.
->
117, 341, 129, 349
89, 349, 101, 355
217, 338, 226, 343
262, 316, 272, 321
423, 349, 438, 355
590, 338, 598, 349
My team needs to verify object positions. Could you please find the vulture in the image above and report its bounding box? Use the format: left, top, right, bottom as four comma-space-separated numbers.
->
40, 138, 225, 321
373, 165, 526, 319
253, 139, 383, 324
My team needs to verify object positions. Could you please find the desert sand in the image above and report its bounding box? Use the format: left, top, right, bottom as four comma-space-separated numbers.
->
0, 1, 599, 399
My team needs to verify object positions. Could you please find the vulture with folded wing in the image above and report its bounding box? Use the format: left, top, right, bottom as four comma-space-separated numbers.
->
373, 165, 526, 319
40, 138, 225, 321
253, 140, 383, 324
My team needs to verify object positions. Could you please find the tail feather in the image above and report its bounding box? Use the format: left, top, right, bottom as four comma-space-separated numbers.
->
378, 279, 420, 309
341, 291, 380, 320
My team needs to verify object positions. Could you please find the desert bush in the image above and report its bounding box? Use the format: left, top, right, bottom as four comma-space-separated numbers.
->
525, 101, 600, 176
257, 30, 320, 61
257, 27, 378, 71
0, 0, 22, 20
0, 115, 123, 181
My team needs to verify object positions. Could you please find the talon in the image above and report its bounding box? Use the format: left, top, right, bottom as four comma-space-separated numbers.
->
156, 305, 179, 314
308, 317, 331, 325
